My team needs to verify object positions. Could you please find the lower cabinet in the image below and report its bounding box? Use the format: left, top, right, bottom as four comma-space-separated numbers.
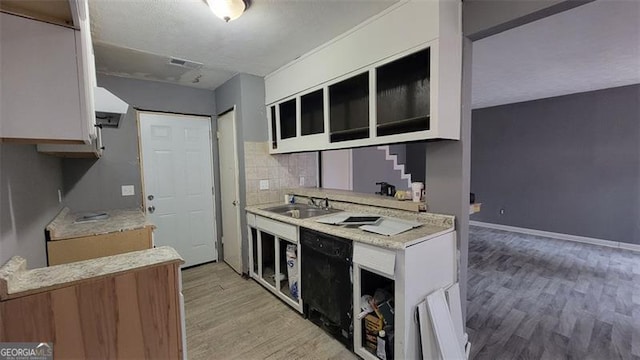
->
353, 232, 457, 360
0, 255, 184, 359
246, 212, 457, 359
47, 226, 153, 266
247, 214, 302, 313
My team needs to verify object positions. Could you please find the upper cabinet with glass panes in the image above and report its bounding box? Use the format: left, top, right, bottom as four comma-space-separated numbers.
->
265, 1, 461, 154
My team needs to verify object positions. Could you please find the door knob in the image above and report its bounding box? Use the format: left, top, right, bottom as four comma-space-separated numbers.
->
148, 205, 156, 213
232, 200, 237, 206
148, 194, 154, 201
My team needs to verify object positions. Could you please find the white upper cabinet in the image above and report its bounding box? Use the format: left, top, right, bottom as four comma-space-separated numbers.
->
264, 1, 462, 154
0, 0, 95, 145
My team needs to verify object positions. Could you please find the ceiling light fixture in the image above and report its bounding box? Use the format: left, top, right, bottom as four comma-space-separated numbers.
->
206, 0, 247, 23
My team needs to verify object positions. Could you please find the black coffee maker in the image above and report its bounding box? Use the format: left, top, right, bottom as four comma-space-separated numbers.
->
375, 182, 396, 197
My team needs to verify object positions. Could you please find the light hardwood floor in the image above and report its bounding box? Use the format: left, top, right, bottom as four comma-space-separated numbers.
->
182, 262, 357, 360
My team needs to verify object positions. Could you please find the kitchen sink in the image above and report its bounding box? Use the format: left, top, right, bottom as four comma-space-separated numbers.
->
264, 204, 342, 219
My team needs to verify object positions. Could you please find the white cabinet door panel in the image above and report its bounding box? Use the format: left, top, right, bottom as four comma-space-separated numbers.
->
1, 13, 86, 142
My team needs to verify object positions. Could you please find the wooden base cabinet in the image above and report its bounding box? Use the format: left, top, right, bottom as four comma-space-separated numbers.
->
353, 231, 457, 360
0, 261, 183, 359
47, 227, 153, 266
247, 214, 303, 313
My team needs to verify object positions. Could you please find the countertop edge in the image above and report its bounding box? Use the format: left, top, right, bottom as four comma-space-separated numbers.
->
46, 207, 155, 241
0, 247, 184, 301
48, 223, 156, 241
246, 204, 454, 250
45, 207, 70, 238
285, 188, 425, 212
403, 228, 456, 248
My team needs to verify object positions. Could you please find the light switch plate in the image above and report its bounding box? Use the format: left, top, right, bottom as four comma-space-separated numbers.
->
121, 185, 135, 196
259, 180, 269, 190
299, 177, 305, 186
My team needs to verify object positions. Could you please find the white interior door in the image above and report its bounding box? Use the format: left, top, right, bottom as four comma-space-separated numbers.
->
321, 149, 353, 190
217, 110, 242, 273
139, 112, 217, 268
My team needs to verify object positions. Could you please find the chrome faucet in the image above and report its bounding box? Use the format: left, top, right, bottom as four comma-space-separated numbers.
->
308, 197, 330, 210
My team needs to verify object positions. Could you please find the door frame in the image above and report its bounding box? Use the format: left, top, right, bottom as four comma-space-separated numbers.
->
136, 110, 218, 262
216, 106, 243, 272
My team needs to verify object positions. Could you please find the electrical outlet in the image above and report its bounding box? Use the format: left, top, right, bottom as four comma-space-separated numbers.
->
499, 208, 505, 215
259, 180, 269, 190
299, 177, 305, 186
121, 185, 135, 196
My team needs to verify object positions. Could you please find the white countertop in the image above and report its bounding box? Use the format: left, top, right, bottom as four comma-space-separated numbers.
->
46, 207, 155, 240
0, 247, 183, 300
246, 202, 454, 250
286, 187, 427, 212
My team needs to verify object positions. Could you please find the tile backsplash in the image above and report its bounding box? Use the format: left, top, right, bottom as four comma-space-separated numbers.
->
244, 142, 318, 206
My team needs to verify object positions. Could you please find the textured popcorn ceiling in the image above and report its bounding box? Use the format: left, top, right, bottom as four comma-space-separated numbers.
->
89, 0, 397, 90
472, 0, 640, 109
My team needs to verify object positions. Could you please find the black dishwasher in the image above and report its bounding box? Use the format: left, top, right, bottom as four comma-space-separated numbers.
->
301, 228, 353, 350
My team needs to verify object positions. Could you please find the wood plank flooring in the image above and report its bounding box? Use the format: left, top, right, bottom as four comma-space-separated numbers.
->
182, 262, 357, 360
183, 227, 640, 360
467, 226, 640, 360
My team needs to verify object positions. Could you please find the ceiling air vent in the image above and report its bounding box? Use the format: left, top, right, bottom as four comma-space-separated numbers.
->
168, 57, 203, 70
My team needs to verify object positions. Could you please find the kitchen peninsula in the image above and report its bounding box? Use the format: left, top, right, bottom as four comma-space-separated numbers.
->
0, 247, 185, 359
46, 207, 155, 265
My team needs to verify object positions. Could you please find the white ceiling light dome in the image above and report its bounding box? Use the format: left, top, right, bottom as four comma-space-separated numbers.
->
207, 0, 247, 22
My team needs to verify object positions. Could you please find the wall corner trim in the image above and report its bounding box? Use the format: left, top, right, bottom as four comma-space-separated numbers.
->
469, 221, 640, 253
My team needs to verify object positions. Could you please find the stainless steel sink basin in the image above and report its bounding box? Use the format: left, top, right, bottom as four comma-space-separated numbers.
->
264, 204, 342, 219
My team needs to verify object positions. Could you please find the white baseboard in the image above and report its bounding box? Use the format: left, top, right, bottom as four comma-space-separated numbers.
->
469, 221, 640, 253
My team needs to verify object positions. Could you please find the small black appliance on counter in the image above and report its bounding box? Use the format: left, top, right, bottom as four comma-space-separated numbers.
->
375, 182, 396, 197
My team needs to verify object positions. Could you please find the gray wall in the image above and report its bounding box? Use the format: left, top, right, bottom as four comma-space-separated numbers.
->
240, 75, 269, 142
215, 73, 267, 274
425, 38, 473, 318
63, 74, 217, 213
0, 144, 63, 268
352, 146, 411, 194
388, 144, 406, 166
405, 142, 427, 183
471, 84, 640, 244
463, 0, 593, 40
